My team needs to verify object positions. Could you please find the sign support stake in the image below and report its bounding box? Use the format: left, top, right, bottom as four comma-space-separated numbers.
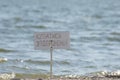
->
50, 40, 53, 80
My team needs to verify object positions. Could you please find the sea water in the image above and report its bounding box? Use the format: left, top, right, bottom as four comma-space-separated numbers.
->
0, 0, 120, 77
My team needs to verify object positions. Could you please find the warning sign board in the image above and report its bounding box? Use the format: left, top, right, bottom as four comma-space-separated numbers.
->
34, 31, 70, 49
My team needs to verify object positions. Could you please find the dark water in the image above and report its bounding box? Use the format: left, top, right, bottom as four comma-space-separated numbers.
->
0, 0, 120, 76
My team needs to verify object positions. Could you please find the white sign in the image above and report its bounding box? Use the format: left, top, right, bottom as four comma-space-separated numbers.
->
34, 31, 70, 49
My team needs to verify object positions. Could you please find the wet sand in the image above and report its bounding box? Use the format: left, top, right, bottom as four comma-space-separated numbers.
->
1, 71, 120, 80
11, 77, 120, 80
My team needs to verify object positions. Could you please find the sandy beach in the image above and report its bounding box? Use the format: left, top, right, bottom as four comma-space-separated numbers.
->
1, 71, 120, 80
11, 77, 120, 80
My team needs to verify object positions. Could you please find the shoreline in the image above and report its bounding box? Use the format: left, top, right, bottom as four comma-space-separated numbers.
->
1, 70, 120, 80
11, 74, 120, 80
11, 77, 120, 80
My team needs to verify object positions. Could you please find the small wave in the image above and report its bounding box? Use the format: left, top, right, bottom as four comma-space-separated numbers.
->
55, 61, 70, 65
16, 25, 46, 29
13, 17, 22, 23
84, 65, 97, 69
25, 59, 70, 65
33, 25, 46, 29
25, 59, 50, 65
1, 4, 8, 8
61, 70, 71, 73
80, 36, 101, 42
107, 37, 120, 42
92, 14, 103, 19
11, 65, 30, 70
0, 48, 13, 53
110, 32, 120, 36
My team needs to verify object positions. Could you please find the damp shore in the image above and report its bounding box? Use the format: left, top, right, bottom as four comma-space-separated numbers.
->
11, 77, 120, 80
1, 72, 120, 80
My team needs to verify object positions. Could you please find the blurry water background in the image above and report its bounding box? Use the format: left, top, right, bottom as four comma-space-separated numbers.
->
0, 0, 120, 76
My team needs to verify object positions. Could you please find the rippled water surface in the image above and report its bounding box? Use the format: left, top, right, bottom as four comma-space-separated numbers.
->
0, 0, 120, 76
